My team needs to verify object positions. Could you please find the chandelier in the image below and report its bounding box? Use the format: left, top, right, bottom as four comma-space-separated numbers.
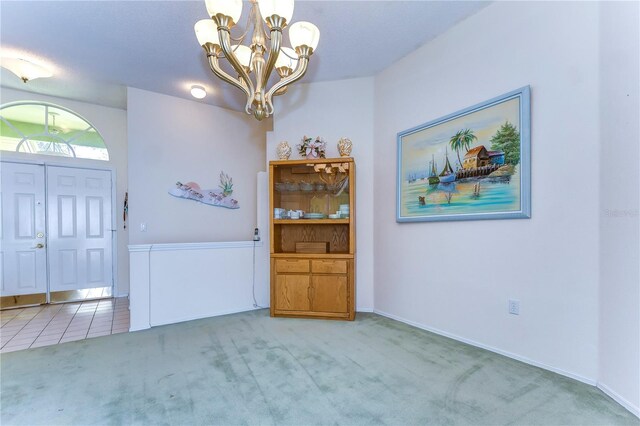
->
194, 0, 320, 121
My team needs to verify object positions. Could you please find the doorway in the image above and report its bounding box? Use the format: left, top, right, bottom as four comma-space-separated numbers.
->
1, 161, 114, 308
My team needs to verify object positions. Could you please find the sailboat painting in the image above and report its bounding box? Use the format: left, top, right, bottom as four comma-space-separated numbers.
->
396, 87, 531, 222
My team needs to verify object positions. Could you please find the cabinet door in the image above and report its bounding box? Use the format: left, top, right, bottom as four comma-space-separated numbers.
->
311, 275, 348, 313
275, 274, 311, 311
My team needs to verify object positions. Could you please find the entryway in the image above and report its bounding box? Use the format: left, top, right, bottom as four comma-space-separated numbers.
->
0, 161, 114, 309
0, 297, 129, 352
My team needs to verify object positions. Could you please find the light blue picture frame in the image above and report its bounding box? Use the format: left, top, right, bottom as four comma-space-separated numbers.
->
396, 86, 531, 223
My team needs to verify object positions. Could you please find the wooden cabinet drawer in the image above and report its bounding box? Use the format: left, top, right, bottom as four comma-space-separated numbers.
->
275, 259, 310, 273
311, 259, 348, 274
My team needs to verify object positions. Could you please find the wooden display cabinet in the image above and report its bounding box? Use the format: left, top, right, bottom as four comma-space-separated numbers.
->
269, 158, 355, 320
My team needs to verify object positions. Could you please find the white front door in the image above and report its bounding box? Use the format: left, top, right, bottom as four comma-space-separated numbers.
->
47, 166, 113, 293
0, 162, 48, 296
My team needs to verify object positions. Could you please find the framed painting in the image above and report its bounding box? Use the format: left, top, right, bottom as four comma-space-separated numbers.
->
396, 86, 531, 222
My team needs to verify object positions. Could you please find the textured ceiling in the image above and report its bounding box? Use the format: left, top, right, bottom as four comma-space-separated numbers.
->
0, 1, 489, 111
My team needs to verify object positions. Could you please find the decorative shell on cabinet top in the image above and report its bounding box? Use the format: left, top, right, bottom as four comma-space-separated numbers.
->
277, 141, 292, 160
337, 137, 352, 157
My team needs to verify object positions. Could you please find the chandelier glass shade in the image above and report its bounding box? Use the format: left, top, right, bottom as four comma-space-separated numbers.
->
195, 0, 319, 121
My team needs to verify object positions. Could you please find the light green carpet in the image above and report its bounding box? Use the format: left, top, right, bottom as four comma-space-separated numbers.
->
1, 310, 637, 425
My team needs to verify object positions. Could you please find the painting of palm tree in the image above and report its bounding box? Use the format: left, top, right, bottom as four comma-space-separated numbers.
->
397, 86, 531, 222
449, 129, 477, 168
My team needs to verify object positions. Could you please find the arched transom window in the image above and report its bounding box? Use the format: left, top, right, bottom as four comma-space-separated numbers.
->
0, 102, 109, 161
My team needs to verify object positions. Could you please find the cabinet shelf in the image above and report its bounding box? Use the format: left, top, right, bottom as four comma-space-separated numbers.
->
271, 252, 353, 259
275, 190, 350, 195
274, 219, 350, 225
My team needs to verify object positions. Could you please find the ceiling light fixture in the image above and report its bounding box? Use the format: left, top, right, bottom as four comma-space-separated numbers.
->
191, 85, 207, 99
0, 56, 53, 83
194, 0, 320, 121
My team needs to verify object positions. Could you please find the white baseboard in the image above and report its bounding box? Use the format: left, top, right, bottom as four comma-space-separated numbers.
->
373, 309, 597, 386
242, 305, 373, 313
597, 382, 640, 418
150, 305, 263, 328
130, 306, 265, 332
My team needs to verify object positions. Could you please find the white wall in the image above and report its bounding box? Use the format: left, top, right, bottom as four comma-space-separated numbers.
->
0, 87, 130, 295
127, 87, 269, 245
373, 2, 602, 383
598, 1, 640, 415
267, 77, 375, 311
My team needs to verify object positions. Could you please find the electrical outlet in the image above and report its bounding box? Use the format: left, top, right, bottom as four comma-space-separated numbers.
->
140, 223, 147, 232
508, 299, 520, 315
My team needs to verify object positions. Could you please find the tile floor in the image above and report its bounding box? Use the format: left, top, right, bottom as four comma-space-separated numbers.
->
0, 297, 129, 353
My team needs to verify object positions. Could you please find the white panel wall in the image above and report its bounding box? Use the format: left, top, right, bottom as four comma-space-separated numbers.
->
127, 87, 269, 245
150, 245, 258, 325
598, 1, 640, 415
128, 242, 263, 330
0, 87, 130, 295
268, 77, 375, 311
373, 2, 602, 383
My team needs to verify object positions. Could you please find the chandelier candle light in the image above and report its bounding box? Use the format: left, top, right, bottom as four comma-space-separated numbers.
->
195, 0, 320, 121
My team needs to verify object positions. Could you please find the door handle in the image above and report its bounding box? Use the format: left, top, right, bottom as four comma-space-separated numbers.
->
308, 285, 314, 301
31, 243, 45, 249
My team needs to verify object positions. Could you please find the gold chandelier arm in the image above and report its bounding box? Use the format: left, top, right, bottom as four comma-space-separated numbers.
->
215, 22, 256, 102
265, 62, 305, 116
252, 29, 281, 119
273, 86, 288, 96
270, 67, 292, 99
265, 50, 310, 111
260, 16, 286, 104
206, 53, 250, 99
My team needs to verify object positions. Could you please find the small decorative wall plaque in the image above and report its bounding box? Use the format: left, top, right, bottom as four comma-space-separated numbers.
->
169, 171, 239, 209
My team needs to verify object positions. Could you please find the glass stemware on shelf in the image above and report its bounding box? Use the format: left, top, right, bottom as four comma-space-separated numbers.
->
273, 179, 347, 196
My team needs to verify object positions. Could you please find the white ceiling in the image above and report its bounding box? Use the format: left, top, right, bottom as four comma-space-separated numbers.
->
0, 1, 489, 112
